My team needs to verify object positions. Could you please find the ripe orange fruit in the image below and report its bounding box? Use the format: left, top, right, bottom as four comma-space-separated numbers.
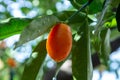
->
7, 58, 16, 68
46, 23, 72, 62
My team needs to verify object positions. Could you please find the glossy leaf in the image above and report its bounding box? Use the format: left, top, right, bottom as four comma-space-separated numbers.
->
21, 40, 47, 80
100, 28, 111, 66
72, 20, 93, 80
0, 18, 32, 40
15, 15, 59, 48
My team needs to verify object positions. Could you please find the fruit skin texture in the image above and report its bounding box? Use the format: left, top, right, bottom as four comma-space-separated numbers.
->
46, 23, 72, 62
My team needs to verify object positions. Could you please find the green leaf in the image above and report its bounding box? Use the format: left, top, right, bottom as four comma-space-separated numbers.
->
69, 0, 81, 10
0, 18, 32, 40
104, 18, 117, 28
110, 28, 120, 41
111, 0, 120, 7
92, 35, 101, 53
54, 11, 92, 25
70, 0, 103, 14
21, 40, 47, 80
111, 18, 117, 27
21, 7, 31, 15
88, 0, 103, 14
100, 28, 111, 66
15, 15, 59, 48
54, 11, 86, 23
38, 0, 57, 13
72, 20, 93, 80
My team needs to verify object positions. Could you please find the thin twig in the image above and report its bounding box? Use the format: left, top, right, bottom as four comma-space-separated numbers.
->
66, 0, 94, 23
94, 0, 112, 34
66, 2, 89, 22
52, 62, 64, 80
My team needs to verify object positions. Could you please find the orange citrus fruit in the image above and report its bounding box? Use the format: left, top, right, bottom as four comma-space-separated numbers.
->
46, 23, 72, 62
7, 58, 16, 68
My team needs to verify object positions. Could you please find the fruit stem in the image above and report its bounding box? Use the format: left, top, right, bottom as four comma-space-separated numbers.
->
52, 61, 64, 80
66, 0, 93, 23
52, 69, 59, 80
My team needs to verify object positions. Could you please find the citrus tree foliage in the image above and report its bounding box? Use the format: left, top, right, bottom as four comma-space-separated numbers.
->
0, 0, 120, 80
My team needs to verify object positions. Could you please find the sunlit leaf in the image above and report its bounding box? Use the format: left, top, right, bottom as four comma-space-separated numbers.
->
72, 20, 93, 80
0, 18, 32, 40
21, 40, 47, 80
104, 22, 111, 28
100, 28, 111, 66
111, 18, 117, 27
104, 18, 117, 28
15, 15, 59, 48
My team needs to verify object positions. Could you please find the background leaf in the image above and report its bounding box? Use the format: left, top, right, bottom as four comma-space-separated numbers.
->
72, 20, 93, 80
21, 40, 47, 80
100, 28, 111, 66
0, 18, 32, 40
69, 0, 103, 14
15, 15, 59, 48
54, 11, 87, 23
